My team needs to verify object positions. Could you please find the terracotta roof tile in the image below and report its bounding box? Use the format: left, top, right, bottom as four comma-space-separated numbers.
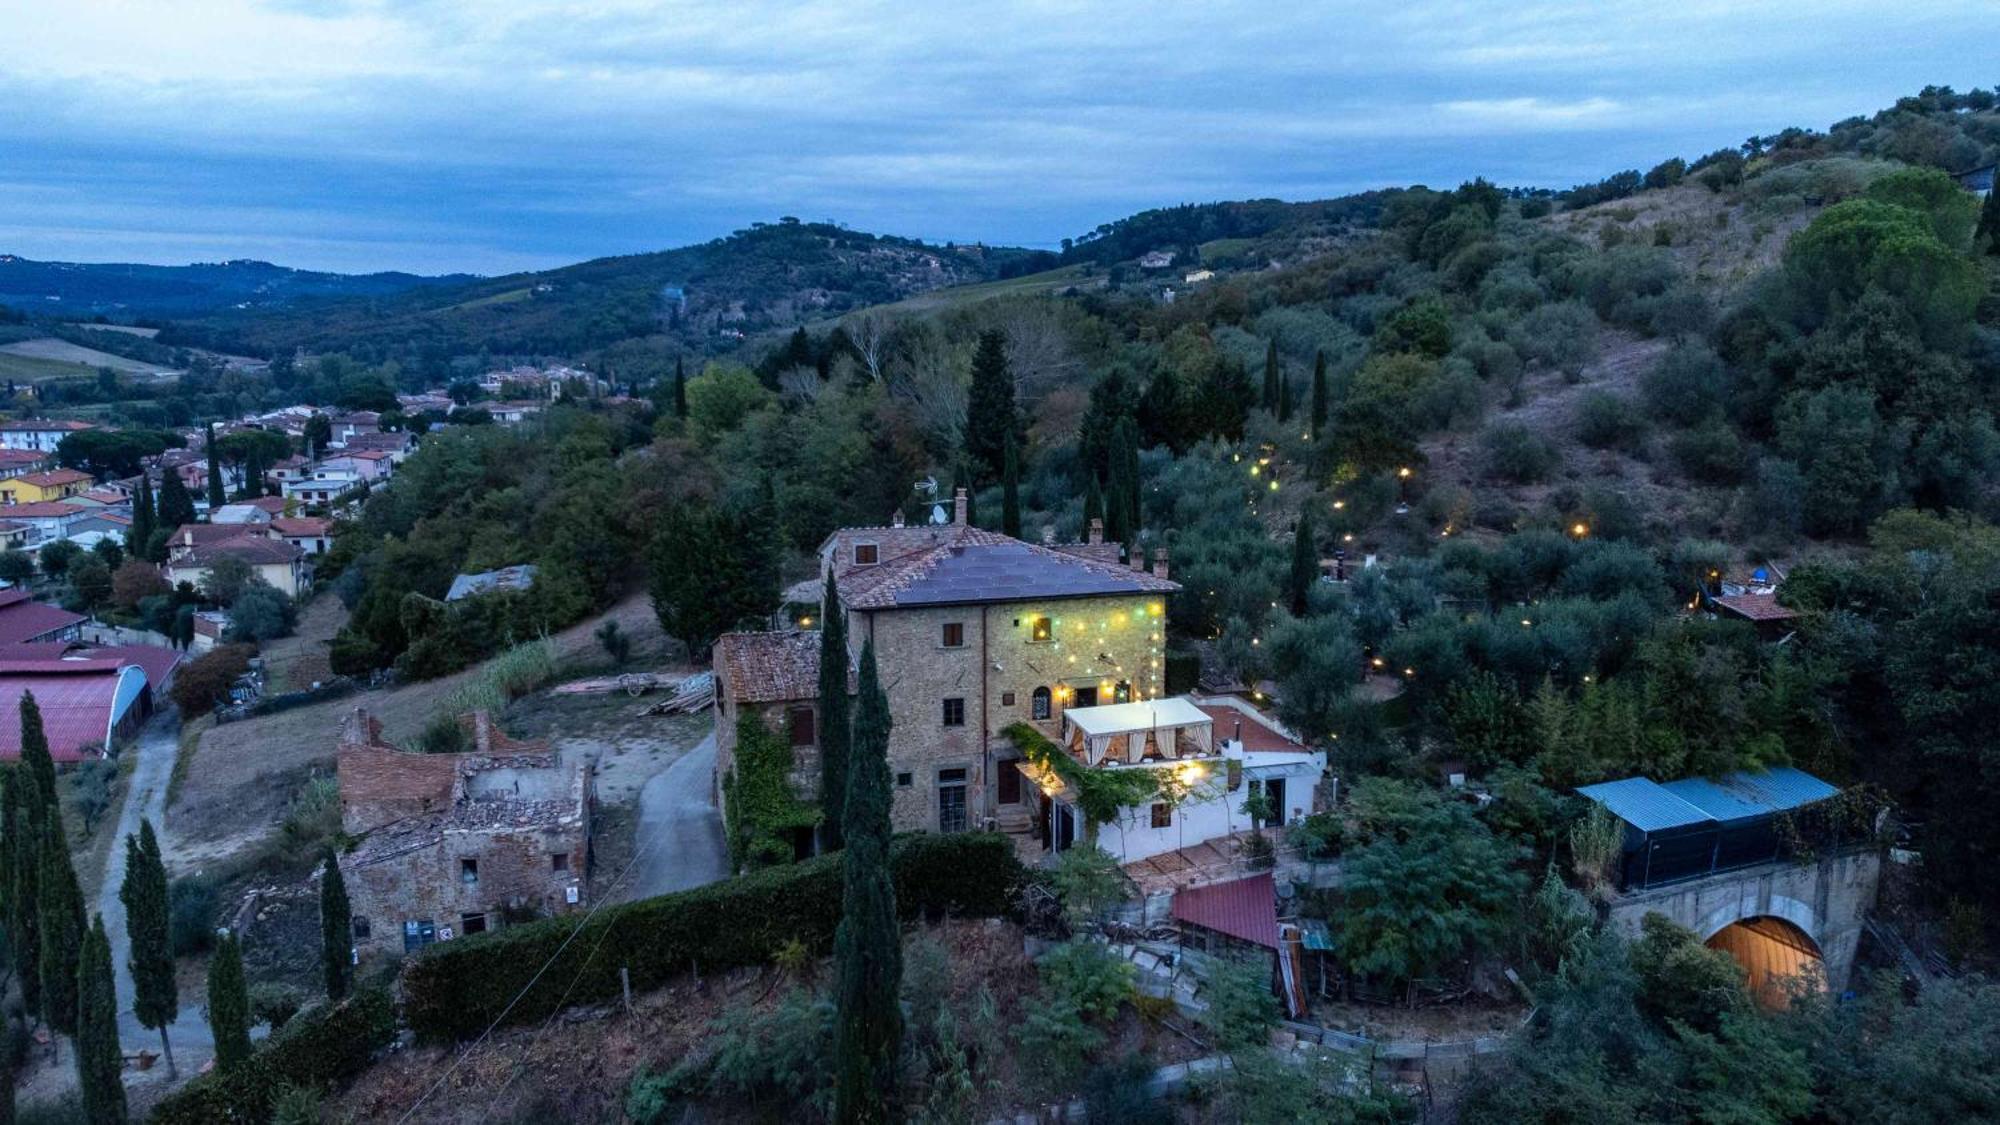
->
715, 630, 846, 704
1711, 593, 1798, 622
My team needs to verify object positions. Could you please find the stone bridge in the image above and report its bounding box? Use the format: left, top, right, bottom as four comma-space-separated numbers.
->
1604, 848, 1881, 994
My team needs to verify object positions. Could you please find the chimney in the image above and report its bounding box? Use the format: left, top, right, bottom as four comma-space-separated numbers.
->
1088, 518, 1103, 545
1130, 547, 1146, 571
891, 509, 905, 528
1041, 525, 1056, 545
1152, 547, 1170, 580
953, 487, 967, 526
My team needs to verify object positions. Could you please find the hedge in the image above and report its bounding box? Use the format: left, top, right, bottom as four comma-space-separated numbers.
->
150, 987, 397, 1124
403, 831, 1023, 1041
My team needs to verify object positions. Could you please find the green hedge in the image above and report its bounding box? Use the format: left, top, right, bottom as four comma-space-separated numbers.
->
402, 832, 1023, 1042
150, 987, 397, 1124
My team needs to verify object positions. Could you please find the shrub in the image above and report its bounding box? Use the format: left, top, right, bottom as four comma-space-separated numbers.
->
168, 875, 220, 956
401, 833, 1022, 1041
1481, 424, 1561, 484
226, 580, 295, 643
249, 981, 308, 1030
1671, 414, 1749, 484
170, 643, 256, 716
1573, 391, 1646, 451
149, 988, 396, 1125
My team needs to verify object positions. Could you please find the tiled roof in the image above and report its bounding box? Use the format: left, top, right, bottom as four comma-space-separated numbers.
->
271, 517, 331, 536
716, 630, 828, 704
0, 595, 86, 646
0, 502, 82, 518
175, 536, 304, 566
1195, 701, 1306, 754
839, 525, 1177, 610
1170, 871, 1280, 949
0, 450, 47, 466
174, 523, 260, 547
10, 469, 90, 487
1711, 593, 1798, 622
0, 420, 92, 433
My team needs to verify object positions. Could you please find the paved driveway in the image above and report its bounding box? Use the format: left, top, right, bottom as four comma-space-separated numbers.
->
97, 711, 214, 1075
622, 731, 727, 901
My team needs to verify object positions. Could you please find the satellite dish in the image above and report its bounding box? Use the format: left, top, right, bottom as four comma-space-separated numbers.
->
914, 475, 939, 499
929, 504, 949, 525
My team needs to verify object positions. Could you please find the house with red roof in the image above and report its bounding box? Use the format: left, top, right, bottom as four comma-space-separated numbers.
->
0, 468, 92, 505
166, 533, 310, 598
0, 589, 85, 646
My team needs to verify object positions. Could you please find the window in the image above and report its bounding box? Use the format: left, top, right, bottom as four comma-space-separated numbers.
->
1115, 680, 1132, 703
1151, 803, 1172, 829
938, 769, 969, 833
788, 705, 816, 747
351, 916, 371, 940
460, 858, 478, 885
896, 772, 913, 788
942, 697, 965, 727
998, 759, 1022, 805
853, 543, 879, 565
1073, 686, 1098, 708
402, 919, 437, 952
1032, 687, 1052, 720
941, 622, 965, 648
461, 912, 488, 936
550, 853, 569, 873
1030, 616, 1052, 642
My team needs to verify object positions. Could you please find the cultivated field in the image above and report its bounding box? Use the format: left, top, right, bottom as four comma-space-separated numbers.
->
0, 335, 173, 374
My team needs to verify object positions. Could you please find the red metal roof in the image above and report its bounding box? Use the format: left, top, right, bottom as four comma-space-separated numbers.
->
0, 596, 86, 646
0, 665, 139, 762
1170, 872, 1280, 949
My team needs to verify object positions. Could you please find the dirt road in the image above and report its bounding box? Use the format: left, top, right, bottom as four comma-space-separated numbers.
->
623, 731, 726, 901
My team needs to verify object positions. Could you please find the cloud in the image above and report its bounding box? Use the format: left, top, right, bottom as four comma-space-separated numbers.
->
0, 0, 1992, 272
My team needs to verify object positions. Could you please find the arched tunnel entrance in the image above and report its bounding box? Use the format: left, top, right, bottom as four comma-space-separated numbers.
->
1705, 916, 1824, 1009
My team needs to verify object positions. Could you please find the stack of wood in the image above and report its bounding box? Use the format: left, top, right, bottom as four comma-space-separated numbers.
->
641, 671, 714, 716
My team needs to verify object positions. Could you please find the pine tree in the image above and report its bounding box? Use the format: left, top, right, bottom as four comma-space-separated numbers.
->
832, 641, 901, 1124
207, 931, 253, 1071
1001, 432, 1022, 540
204, 425, 226, 510
1262, 339, 1279, 412
1978, 185, 2000, 256
963, 329, 1017, 483
157, 471, 195, 532
39, 814, 85, 1043
320, 848, 351, 1001
1289, 513, 1317, 616
120, 819, 177, 1077
816, 571, 851, 850
1310, 351, 1329, 441
75, 915, 126, 1124
673, 356, 688, 419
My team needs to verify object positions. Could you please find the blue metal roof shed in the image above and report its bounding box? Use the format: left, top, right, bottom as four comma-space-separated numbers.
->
1576, 776, 1714, 833
1663, 766, 1838, 823
1578, 767, 1842, 891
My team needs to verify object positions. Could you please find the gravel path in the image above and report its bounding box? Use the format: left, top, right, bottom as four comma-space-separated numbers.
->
623, 731, 726, 901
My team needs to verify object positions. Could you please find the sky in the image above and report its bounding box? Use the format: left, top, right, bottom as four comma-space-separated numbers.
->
1, 0, 1994, 276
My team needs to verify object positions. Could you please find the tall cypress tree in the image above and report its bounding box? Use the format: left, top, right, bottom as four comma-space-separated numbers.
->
128, 477, 155, 557
1001, 432, 1022, 540
204, 425, 226, 510
1289, 513, 1317, 617
157, 471, 195, 532
39, 814, 85, 1045
19, 692, 55, 817
207, 931, 253, 1071
76, 915, 126, 1125
963, 329, 1017, 483
1309, 351, 1329, 442
673, 356, 688, 419
9, 775, 41, 1022
1105, 416, 1141, 545
831, 641, 901, 1124
1262, 339, 1279, 412
121, 819, 177, 1077
320, 848, 351, 1001
816, 571, 851, 851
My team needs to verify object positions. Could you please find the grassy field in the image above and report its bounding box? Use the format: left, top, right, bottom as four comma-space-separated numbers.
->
439, 286, 534, 313
880, 263, 1096, 312
0, 349, 103, 381
0, 335, 170, 373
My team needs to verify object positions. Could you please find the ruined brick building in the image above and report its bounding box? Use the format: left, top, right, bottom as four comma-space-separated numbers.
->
335, 707, 591, 953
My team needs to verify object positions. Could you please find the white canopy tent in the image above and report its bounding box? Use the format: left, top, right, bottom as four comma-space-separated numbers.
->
1061, 697, 1214, 767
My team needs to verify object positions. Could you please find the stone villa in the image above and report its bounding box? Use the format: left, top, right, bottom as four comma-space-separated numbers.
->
335, 708, 591, 953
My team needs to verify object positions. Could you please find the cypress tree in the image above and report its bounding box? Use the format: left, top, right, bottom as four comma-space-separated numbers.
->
963, 329, 1017, 483
128, 477, 155, 557
1262, 339, 1279, 412
204, 425, 226, 510
39, 814, 85, 1044
157, 470, 195, 532
76, 915, 126, 1125
0, 771, 13, 946
1310, 351, 1329, 441
673, 356, 688, 419
1277, 375, 1295, 424
1001, 432, 1022, 540
121, 819, 177, 1077
320, 848, 351, 1001
816, 571, 852, 851
1106, 416, 1141, 545
207, 931, 253, 1071
831, 641, 901, 1124
1978, 185, 2000, 256
19, 692, 56, 816
9, 776, 41, 1022
1083, 474, 1103, 532
1289, 513, 1317, 616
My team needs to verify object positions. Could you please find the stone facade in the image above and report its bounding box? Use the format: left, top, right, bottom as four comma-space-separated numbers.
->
336, 708, 591, 953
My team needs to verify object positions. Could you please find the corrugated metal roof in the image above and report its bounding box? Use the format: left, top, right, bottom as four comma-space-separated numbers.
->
1576, 776, 1715, 832
1661, 767, 1839, 822
1171, 871, 1280, 949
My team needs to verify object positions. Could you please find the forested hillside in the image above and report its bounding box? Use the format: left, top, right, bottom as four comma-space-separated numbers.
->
0, 254, 470, 318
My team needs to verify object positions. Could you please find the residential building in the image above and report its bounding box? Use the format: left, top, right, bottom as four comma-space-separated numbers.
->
268, 516, 333, 556
165, 534, 311, 598
0, 502, 85, 545
321, 449, 396, 483
487, 401, 544, 426
0, 520, 28, 553
283, 468, 364, 506
0, 469, 92, 505
336, 708, 591, 953
328, 412, 381, 446
0, 449, 52, 476
210, 501, 276, 525
0, 420, 93, 454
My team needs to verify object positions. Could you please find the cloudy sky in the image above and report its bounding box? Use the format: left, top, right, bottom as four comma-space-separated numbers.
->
2, 1, 1992, 275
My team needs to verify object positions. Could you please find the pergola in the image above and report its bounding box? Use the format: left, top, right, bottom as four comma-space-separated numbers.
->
1060, 698, 1214, 767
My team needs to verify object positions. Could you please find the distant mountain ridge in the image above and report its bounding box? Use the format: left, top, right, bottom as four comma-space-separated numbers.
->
0, 254, 476, 319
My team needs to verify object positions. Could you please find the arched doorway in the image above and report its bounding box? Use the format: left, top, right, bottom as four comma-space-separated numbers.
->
1704, 916, 1824, 1010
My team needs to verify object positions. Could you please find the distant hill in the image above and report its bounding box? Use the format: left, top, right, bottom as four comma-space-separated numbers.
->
162, 220, 1055, 360
0, 255, 472, 319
